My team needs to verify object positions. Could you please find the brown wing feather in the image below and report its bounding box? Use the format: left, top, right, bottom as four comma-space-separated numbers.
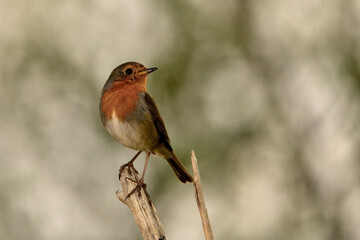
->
143, 92, 173, 151
143, 92, 193, 183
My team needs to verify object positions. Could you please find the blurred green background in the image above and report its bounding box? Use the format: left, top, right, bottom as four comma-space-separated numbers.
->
1, 0, 360, 239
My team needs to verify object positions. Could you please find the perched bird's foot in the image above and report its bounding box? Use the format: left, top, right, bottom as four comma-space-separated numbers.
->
125, 177, 147, 199
119, 161, 139, 180
118, 151, 142, 179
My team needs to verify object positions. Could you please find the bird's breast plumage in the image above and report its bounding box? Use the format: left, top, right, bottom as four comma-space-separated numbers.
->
100, 84, 159, 151
104, 112, 153, 151
100, 82, 145, 122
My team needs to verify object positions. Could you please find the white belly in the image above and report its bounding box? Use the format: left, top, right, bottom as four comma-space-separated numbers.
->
105, 116, 147, 151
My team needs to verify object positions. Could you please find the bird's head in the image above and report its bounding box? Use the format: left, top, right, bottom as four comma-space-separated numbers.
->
107, 62, 157, 87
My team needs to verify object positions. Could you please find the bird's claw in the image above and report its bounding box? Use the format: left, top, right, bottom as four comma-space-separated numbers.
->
119, 161, 139, 180
125, 177, 147, 199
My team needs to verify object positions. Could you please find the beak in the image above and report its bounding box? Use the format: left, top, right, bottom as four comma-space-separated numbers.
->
139, 67, 158, 75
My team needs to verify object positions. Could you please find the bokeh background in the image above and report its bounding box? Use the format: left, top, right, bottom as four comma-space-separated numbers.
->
1, 0, 360, 239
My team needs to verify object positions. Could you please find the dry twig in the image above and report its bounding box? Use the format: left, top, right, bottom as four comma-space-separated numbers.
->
191, 150, 214, 240
116, 150, 214, 240
116, 166, 166, 240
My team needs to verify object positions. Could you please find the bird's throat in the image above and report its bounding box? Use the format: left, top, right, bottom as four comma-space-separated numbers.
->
100, 82, 146, 121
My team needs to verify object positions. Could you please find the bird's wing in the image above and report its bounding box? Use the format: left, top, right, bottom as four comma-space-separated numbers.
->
143, 92, 173, 151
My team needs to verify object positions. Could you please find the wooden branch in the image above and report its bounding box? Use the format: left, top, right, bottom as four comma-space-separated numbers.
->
191, 150, 214, 240
116, 166, 166, 240
116, 151, 214, 240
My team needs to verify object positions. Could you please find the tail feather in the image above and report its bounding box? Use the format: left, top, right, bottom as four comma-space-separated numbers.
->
166, 152, 193, 183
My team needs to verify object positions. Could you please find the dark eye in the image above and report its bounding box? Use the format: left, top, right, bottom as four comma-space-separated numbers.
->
125, 68, 133, 75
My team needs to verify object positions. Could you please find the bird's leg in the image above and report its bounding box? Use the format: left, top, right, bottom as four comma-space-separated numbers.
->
119, 151, 142, 179
125, 151, 150, 199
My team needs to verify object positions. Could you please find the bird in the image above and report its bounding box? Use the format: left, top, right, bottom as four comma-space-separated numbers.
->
100, 61, 193, 197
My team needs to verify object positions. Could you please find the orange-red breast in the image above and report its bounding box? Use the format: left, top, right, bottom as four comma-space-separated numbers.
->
100, 62, 193, 194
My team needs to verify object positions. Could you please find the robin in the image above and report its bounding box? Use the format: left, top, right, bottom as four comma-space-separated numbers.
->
100, 62, 193, 197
